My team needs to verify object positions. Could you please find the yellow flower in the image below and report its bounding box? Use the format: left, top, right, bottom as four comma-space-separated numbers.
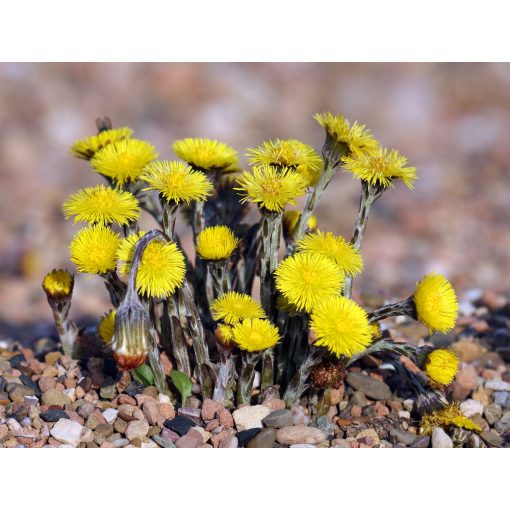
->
70, 127, 133, 160
274, 252, 344, 313
173, 138, 239, 171
342, 146, 417, 190
70, 224, 120, 275
211, 291, 266, 325
42, 269, 74, 299
215, 323, 236, 348
91, 139, 158, 186
232, 319, 280, 352
297, 231, 363, 277
235, 165, 308, 213
282, 210, 318, 237
414, 273, 458, 333
424, 348, 459, 385
310, 296, 372, 358
420, 404, 482, 436
195, 226, 240, 261
142, 161, 213, 205
314, 112, 378, 156
62, 185, 140, 226
98, 310, 116, 344
247, 139, 323, 186
117, 233, 186, 298
370, 323, 382, 340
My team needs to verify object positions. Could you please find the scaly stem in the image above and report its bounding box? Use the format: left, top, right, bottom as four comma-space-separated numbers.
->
164, 297, 191, 376
278, 313, 309, 390
367, 296, 415, 323
147, 333, 174, 403
213, 344, 236, 406
161, 199, 179, 240
237, 351, 262, 405
103, 270, 126, 308
208, 260, 231, 299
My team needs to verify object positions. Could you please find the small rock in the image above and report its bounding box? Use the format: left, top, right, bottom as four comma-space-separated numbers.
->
451, 365, 477, 401
9, 385, 35, 404
102, 408, 118, 425
99, 383, 117, 400
201, 399, 223, 421
331, 439, 351, 448
289, 444, 316, 448
350, 391, 369, 407
480, 430, 503, 447
485, 379, 510, 391
291, 405, 310, 425
355, 428, 380, 447
236, 428, 262, 447
494, 411, 510, 434
77, 402, 95, 419
389, 428, 418, 446
410, 435, 431, 448
219, 435, 238, 448
460, 399, 484, 417
123, 381, 144, 397
345, 373, 391, 400
483, 404, 502, 425
40, 410, 70, 422
159, 403, 175, 421
142, 401, 162, 426
80, 427, 94, 443
177, 407, 201, 424
175, 429, 204, 448
246, 428, 275, 448
431, 427, 453, 448
493, 391, 510, 409
163, 416, 196, 436
95, 423, 114, 437
125, 420, 150, 441
152, 435, 176, 448
276, 426, 326, 445
451, 341, 486, 363
114, 418, 128, 434
398, 410, 411, 420
112, 438, 130, 448
232, 405, 271, 432
161, 427, 180, 443
261, 398, 286, 411
262, 409, 294, 428
50, 419, 83, 447
41, 389, 70, 407
350, 405, 362, 418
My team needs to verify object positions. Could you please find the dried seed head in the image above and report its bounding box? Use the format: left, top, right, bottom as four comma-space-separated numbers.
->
310, 359, 346, 389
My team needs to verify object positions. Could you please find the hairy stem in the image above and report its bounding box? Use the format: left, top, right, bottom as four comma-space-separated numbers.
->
237, 351, 262, 405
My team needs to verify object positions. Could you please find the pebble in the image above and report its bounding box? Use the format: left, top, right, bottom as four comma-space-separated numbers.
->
289, 444, 316, 448
232, 405, 271, 431
112, 438, 130, 448
163, 416, 196, 436
389, 428, 418, 446
262, 409, 294, 428
9, 385, 35, 404
483, 403, 502, 425
219, 435, 239, 448
246, 428, 275, 448
142, 401, 161, 426
40, 409, 70, 422
460, 399, 484, 417
175, 429, 204, 448
291, 405, 310, 425
410, 435, 431, 448
480, 430, 503, 447
50, 419, 83, 447
431, 427, 453, 448
125, 420, 150, 441
275, 426, 326, 445
485, 379, 510, 391
99, 383, 117, 400
493, 391, 510, 408
236, 428, 262, 447
201, 399, 223, 420
102, 408, 119, 425
152, 435, 176, 448
41, 389, 70, 407
345, 373, 391, 400
261, 399, 286, 411
355, 428, 380, 447
451, 365, 477, 400
494, 411, 510, 434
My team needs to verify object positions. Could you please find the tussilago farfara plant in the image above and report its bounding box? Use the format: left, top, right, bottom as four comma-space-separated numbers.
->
44, 114, 468, 428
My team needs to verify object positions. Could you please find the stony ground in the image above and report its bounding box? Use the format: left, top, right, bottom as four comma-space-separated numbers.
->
1, 290, 509, 448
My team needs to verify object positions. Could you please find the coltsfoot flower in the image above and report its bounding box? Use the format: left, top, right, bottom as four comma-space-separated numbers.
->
63, 185, 140, 225
232, 319, 280, 352
424, 348, 459, 385
98, 310, 116, 344
91, 138, 158, 186
414, 272, 458, 333
69, 224, 120, 275
117, 233, 186, 298
282, 210, 318, 237
235, 165, 307, 213
143, 161, 213, 204
173, 138, 239, 171
215, 323, 235, 348
297, 231, 363, 277
42, 269, 74, 300
274, 252, 344, 313
342, 146, 417, 189
310, 296, 372, 358
70, 127, 133, 160
195, 226, 240, 261
247, 139, 323, 186
420, 404, 482, 436
211, 291, 266, 325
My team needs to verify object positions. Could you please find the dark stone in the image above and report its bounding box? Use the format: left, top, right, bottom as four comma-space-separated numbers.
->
262, 409, 294, 428
236, 428, 262, 447
389, 428, 418, 446
247, 428, 276, 448
123, 381, 145, 397
492, 329, 510, 348
0, 376, 7, 392
163, 416, 196, 436
40, 409, 70, 422
345, 373, 391, 400
9, 354, 26, 369
496, 347, 510, 363
19, 374, 41, 396
78, 377, 92, 392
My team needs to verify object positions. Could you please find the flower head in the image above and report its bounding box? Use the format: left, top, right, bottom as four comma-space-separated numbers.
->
297, 231, 363, 277
70, 224, 120, 275
275, 252, 344, 313
70, 127, 133, 160
310, 296, 372, 358
142, 161, 213, 205
420, 404, 482, 436
211, 291, 266, 325
43, 269, 74, 300
414, 273, 458, 333
343, 146, 417, 190
91, 138, 158, 186
215, 324, 235, 348
63, 185, 140, 226
98, 310, 116, 344
173, 138, 239, 171
195, 226, 240, 261
235, 165, 307, 213
232, 319, 280, 352
117, 233, 186, 298
282, 210, 318, 238
314, 112, 378, 157
247, 139, 323, 186
424, 348, 459, 385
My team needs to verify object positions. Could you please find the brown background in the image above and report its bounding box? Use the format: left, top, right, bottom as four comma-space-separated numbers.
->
1, 63, 509, 340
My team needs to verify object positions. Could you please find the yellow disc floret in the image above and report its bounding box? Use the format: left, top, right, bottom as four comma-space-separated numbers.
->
232, 319, 280, 352
91, 138, 158, 186
98, 310, 116, 344
274, 252, 344, 313
70, 127, 133, 160
211, 291, 266, 325
414, 272, 458, 333
297, 230, 363, 277
69, 224, 120, 275
42, 269, 74, 299
310, 296, 372, 358
173, 138, 239, 171
62, 185, 140, 225
195, 226, 240, 261
424, 348, 459, 385
143, 161, 214, 205
235, 165, 308, 213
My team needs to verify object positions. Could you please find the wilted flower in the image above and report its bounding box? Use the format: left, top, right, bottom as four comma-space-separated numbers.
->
420, 404, 482, 435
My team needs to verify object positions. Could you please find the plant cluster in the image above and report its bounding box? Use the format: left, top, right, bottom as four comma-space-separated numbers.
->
43, 114, 476, 432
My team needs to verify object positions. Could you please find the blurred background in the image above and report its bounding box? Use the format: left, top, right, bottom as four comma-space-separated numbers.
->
1, 62, 509, 342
